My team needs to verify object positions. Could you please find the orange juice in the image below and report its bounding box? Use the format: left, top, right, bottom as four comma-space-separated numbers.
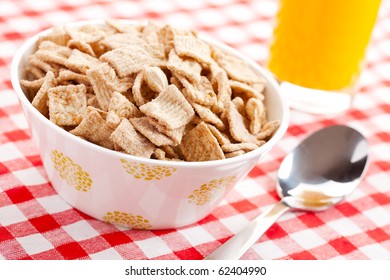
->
268, 0, 381, 92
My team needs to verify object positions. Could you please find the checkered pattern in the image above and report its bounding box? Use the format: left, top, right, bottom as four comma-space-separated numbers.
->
1, 0, 390, 260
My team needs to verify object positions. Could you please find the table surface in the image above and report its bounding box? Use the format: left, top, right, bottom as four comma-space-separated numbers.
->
1, 0, 389, 260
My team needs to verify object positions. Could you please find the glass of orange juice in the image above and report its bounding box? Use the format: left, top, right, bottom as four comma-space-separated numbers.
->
268, 0, 382, 114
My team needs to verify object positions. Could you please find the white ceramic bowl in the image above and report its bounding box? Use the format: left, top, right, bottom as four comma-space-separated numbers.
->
11, 20, 289, 229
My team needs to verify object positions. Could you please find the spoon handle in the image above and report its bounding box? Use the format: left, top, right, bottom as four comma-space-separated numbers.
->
204, 202, 290, 260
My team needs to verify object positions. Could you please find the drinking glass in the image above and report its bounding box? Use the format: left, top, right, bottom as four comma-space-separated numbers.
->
268, 0, 382, 114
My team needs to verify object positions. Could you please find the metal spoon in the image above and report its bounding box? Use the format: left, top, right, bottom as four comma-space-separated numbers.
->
205, 125, 369, 260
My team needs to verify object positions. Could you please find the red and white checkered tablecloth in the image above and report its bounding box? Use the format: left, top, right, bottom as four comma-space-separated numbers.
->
1, 0, 390, 260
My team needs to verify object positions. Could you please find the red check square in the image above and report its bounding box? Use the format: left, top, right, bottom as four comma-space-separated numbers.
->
329, 237, 357, 255
335, 202, 359, 217
265, 223, 288, 239
102, 232, 133, 247
298, 213, 325, 228
30, 214, 61, 233
289, 250, 316, 260
0, 162, 9, 175
0, 227, 13, 242
5, 186, 34, 204
174, 247, 203, 260
57, 242, 88, 259
371, 192, 390, 206
4, 130, 30, 142
366, 228, 390, 243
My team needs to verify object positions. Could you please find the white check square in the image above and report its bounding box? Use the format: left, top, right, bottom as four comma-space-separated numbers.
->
327, 218, 362, 236
289, 229, 327, 250
371, 114, 390, 132
220, 214, 249, 234
0, 205, 27, 226
238, 178, 268, 198
363, 207, 390, 228
62, 220, 99, 242
37, 195, 72, 214
12, 167, 48, 186
17, 234, 53, 255
9, 113, 28, 130
90, 248, 123, 260
194, 8, 227, 27
179, 226, 215, 247
0, 143, 24, 162
252, 240, 286, 259
7, 17, 41, 34
135, 237, 172, 259
367, 172, 390, 193
0, 90, 18, 107
359, 243, 390, 260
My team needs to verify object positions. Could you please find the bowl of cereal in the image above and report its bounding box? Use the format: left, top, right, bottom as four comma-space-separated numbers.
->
11, 19, 289, 229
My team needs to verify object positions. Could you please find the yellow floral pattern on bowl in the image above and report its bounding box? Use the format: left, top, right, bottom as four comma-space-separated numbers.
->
120, 159, 176, 180
103, 211, 152, 230
51, 150, 92, 192
188, 176, 237, 206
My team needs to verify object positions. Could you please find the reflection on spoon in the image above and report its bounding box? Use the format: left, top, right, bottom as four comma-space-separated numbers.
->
205, 125, 369, 260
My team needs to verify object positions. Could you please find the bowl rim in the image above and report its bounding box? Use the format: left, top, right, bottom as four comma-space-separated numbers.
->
10, 19, 289, 169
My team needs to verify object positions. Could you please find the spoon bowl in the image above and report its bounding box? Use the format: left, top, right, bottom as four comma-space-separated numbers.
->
205, 125, 369, 260
278, 125, 369, 211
